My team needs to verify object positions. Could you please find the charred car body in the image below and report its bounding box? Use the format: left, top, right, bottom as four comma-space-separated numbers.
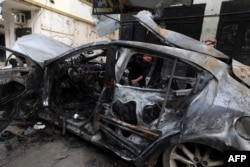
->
1, 11, 250, 167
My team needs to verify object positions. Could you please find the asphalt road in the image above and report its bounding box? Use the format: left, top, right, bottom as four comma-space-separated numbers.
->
0, 120, 132, 167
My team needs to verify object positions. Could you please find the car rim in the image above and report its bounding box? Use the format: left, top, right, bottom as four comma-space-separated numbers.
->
163, 143, 224, 167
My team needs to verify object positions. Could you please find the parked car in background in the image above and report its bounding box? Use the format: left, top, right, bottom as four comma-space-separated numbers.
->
1, 11, 250, 167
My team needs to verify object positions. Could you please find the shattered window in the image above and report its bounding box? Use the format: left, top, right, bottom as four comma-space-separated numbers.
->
115, 52, 203, 127
147, 58, 197, 91
50, 48, 107, 113
121, 53, 197, 91
1, 50, 35, 69
122, 53, 153, 87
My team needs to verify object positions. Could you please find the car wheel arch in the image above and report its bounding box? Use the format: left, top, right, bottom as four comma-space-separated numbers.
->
134, 133, 180, 167
141, 134, 229, 167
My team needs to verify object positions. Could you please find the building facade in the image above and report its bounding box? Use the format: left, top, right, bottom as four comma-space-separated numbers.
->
0, 0, 117, 61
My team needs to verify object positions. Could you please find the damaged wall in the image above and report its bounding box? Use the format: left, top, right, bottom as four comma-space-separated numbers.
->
21, 0, 94, 24
38, 9, 116, 46
1, 0, 118, 51
22, 0, 118, 46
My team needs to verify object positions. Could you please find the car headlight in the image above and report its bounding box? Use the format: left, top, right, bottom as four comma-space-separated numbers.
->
235, 116, 250, 140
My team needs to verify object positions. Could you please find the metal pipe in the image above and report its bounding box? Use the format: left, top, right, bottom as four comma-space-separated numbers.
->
99, 115, 161, 140
156, 58, 177, 128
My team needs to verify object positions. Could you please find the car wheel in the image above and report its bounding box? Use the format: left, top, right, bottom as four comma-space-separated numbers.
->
162, 143, 224, 167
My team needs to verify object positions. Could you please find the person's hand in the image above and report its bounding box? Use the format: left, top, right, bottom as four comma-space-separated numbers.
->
131, 79, 138, 85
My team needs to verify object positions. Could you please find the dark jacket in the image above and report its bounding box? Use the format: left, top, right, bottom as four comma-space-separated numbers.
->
127, 55, 152, 87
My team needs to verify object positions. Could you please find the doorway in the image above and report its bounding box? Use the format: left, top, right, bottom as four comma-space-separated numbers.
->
216, 0, 250, 65
0, 33, 5, 61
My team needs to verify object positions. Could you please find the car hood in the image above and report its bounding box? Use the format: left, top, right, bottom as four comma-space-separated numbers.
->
12, 34, 72, 68
134, 10, 229, 60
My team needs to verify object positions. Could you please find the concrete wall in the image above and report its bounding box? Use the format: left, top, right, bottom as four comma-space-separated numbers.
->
2, 0, 117, 49
30, 9, 116, 46
23, 0, 94, 23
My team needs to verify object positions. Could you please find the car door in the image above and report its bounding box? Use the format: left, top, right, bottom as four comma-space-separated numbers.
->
40, 42, 112, 132
0, 46, 43, 132
88, 41, 213, 160
0, 34, 72, 132
114, 48, 211, 127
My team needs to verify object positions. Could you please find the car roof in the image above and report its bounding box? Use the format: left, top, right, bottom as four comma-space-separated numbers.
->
12, 34, 72, 68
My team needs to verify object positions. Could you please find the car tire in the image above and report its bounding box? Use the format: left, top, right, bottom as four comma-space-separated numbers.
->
162, 142, 224, 167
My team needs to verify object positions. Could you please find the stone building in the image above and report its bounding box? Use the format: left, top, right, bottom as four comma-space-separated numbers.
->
0, 0, 117, 61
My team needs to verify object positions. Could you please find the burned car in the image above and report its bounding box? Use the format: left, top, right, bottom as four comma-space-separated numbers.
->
1, 11, 250, 167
